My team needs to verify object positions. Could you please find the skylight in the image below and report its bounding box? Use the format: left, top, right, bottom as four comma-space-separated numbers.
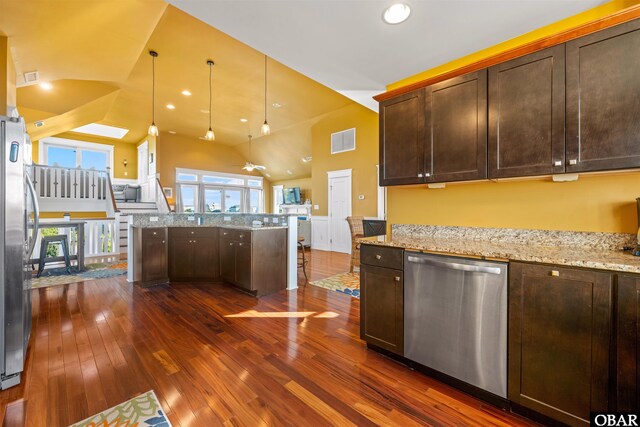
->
71, 123, 129, 139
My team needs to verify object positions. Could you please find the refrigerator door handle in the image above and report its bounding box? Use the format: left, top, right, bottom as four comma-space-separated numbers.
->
25, 173, 40, 258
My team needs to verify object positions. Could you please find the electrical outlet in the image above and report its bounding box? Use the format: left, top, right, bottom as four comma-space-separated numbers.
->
314, 205, 319, 210
358, 195, 365, 200
263, 217, 269, 223
149, 216, 158, 222
187, 216, 195, 221
273, 218, 279, 224
224, 216, 231, 221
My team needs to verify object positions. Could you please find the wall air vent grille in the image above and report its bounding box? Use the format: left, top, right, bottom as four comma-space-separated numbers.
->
331, 128, 356, 154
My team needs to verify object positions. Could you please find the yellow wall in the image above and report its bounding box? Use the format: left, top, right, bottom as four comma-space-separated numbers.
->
156, 131, 271, 210
40, 211, 107, 219
32, 132, 138, 180
311, 104, 379, 217
388, 0, 640, 91
383, 0, 640, 235
388, 173, 640, 234
271, 177, 313, 205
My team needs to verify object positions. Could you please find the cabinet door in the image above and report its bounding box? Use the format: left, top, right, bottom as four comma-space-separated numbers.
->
193, 228, 219, 279
426, 70, 487, 182
616, 274, 640, 412
488, 46, 565, 178
141, 228, 167, 283
509, 262, 612, 426
234, 242, 252, 291
379, 89, 427, 186
360, 264, 403, 355
566, 19, 640, 172
219, 239, 235, 283
168, 234, 194, 280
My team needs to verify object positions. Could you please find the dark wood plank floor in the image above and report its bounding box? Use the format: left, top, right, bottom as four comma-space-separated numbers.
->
1, 250, 537, 426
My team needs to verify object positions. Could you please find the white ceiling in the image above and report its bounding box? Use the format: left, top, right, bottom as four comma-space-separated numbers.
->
167, 0, 606, 111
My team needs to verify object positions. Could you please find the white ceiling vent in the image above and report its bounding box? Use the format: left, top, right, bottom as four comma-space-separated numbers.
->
331, 128, 356, 154
17, 71, 40, 87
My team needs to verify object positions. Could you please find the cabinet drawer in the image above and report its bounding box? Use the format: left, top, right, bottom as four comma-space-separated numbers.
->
142, 227, 166, 239
361, 244, 403, 270
171, 227, 218, 238
220, 229, 252, 242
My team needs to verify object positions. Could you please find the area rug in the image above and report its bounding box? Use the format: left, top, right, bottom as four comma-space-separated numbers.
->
310, 272, 360, 299
32, 261, 127, 289
69, 390, 171, 427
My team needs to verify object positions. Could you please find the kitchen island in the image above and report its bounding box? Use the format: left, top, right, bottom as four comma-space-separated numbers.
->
127, 213, 297, 296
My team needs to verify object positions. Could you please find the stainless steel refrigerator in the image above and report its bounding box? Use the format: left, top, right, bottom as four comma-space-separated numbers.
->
0, 115, 39, 389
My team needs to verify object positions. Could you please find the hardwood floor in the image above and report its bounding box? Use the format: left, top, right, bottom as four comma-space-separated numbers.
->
1, 249, 537, 426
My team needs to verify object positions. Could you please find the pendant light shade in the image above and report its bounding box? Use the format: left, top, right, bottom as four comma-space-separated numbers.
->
148, 50, 159, 136
204, 59, 215, 141
261, 55, 271, 136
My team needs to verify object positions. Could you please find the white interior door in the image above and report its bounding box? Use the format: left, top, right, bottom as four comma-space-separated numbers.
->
328, 170, 352, 254
137, 142, 150, 201
273, 185, 283, 214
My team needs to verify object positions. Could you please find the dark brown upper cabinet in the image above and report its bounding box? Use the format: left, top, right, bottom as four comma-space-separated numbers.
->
379, 89, 427, 186
426, 70, 487, 182
566, 19, 640, 172
488, 45, 566, 178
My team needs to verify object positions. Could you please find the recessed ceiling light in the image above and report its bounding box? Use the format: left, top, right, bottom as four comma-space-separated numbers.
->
166, 104, 176, 110
302, 156, 312, 163
168, 130, 176, 134
240, 118, 248, 123
272, 103, 282, 108
71, 123, 129, 139
383, 3, 411, 24
39, 82, 53, 90
286, 170, 293, 175
181, 90, 191, 96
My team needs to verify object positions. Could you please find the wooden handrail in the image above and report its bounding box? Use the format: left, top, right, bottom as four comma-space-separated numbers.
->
106, 173, 120, 213
373, 4, 640, 102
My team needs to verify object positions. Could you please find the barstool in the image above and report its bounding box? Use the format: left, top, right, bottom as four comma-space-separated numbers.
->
297, 236, 308, 282
37, 235, 72, 278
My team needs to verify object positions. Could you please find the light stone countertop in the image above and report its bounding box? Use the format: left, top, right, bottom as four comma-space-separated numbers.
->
358, 229, 640, 274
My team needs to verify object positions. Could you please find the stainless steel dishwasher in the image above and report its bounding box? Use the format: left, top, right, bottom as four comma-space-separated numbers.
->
404, 251, 508, 398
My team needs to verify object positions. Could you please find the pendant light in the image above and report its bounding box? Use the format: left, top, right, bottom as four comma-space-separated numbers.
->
148, 50, 159, 137
204, 59, 215, 141
261, 55, 271, 136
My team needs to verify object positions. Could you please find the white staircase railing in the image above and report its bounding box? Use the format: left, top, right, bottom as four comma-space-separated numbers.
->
31, 164, 113, 212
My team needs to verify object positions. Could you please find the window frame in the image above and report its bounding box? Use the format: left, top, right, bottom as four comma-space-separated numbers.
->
175, 168, 265, 214
39, 137, 114, 177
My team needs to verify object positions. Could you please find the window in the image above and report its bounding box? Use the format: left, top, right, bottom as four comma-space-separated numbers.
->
40, 137, 114, 175
175, 168, 265, 214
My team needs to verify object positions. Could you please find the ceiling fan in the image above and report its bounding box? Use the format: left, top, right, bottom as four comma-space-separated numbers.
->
239, 134, 266, 172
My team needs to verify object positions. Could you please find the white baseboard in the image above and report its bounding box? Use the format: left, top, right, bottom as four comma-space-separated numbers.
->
111, 178, 138, 185
310, 216, 330, 251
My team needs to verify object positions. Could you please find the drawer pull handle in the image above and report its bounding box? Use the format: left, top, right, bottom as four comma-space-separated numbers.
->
191, 231, 194, 234
239, 234, 244, 238
394, 276, 401, 282
162, 240, 165, 244
375, 255, 382, 260
550, 270, 560, 277
153, 232, 157, 235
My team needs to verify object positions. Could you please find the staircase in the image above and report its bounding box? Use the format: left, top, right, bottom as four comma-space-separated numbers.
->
116, 201, 159, 258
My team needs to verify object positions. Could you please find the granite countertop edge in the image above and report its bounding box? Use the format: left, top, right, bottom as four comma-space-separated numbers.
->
357, 236, 640, 274
131, 224, 288, 231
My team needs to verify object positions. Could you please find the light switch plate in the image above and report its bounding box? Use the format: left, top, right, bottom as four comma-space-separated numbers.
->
358, 195, 365, 200
149, 216, 158, 222
224, 216, 231, 221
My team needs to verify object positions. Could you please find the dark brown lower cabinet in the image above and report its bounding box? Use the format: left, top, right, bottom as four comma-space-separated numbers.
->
219, 228, 287, 296
168, 227, 219, 281
360, 263, 404, 355
140, 228, 168, 285
616, 274, 640, 412
509, 262, 613, 426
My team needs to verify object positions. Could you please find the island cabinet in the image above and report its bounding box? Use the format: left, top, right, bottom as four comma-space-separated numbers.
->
219, 228, 287, 296
566, 19, 640, 173
168, 227, 219, 281
488, 45, 566, 178
359, 244, 404, 355
615, 274, 640, 412
508, 262, 613, 426
136, 227, 168, 286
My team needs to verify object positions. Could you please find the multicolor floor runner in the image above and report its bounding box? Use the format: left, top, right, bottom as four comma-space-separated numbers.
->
310, 272, 360, 299
32, 261, 127, 289
69, 390, 171, 427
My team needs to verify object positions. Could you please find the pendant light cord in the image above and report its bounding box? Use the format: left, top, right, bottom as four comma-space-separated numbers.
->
152, 54, 155, 123
209, 62, 213, 129
264, 55, 267, 123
